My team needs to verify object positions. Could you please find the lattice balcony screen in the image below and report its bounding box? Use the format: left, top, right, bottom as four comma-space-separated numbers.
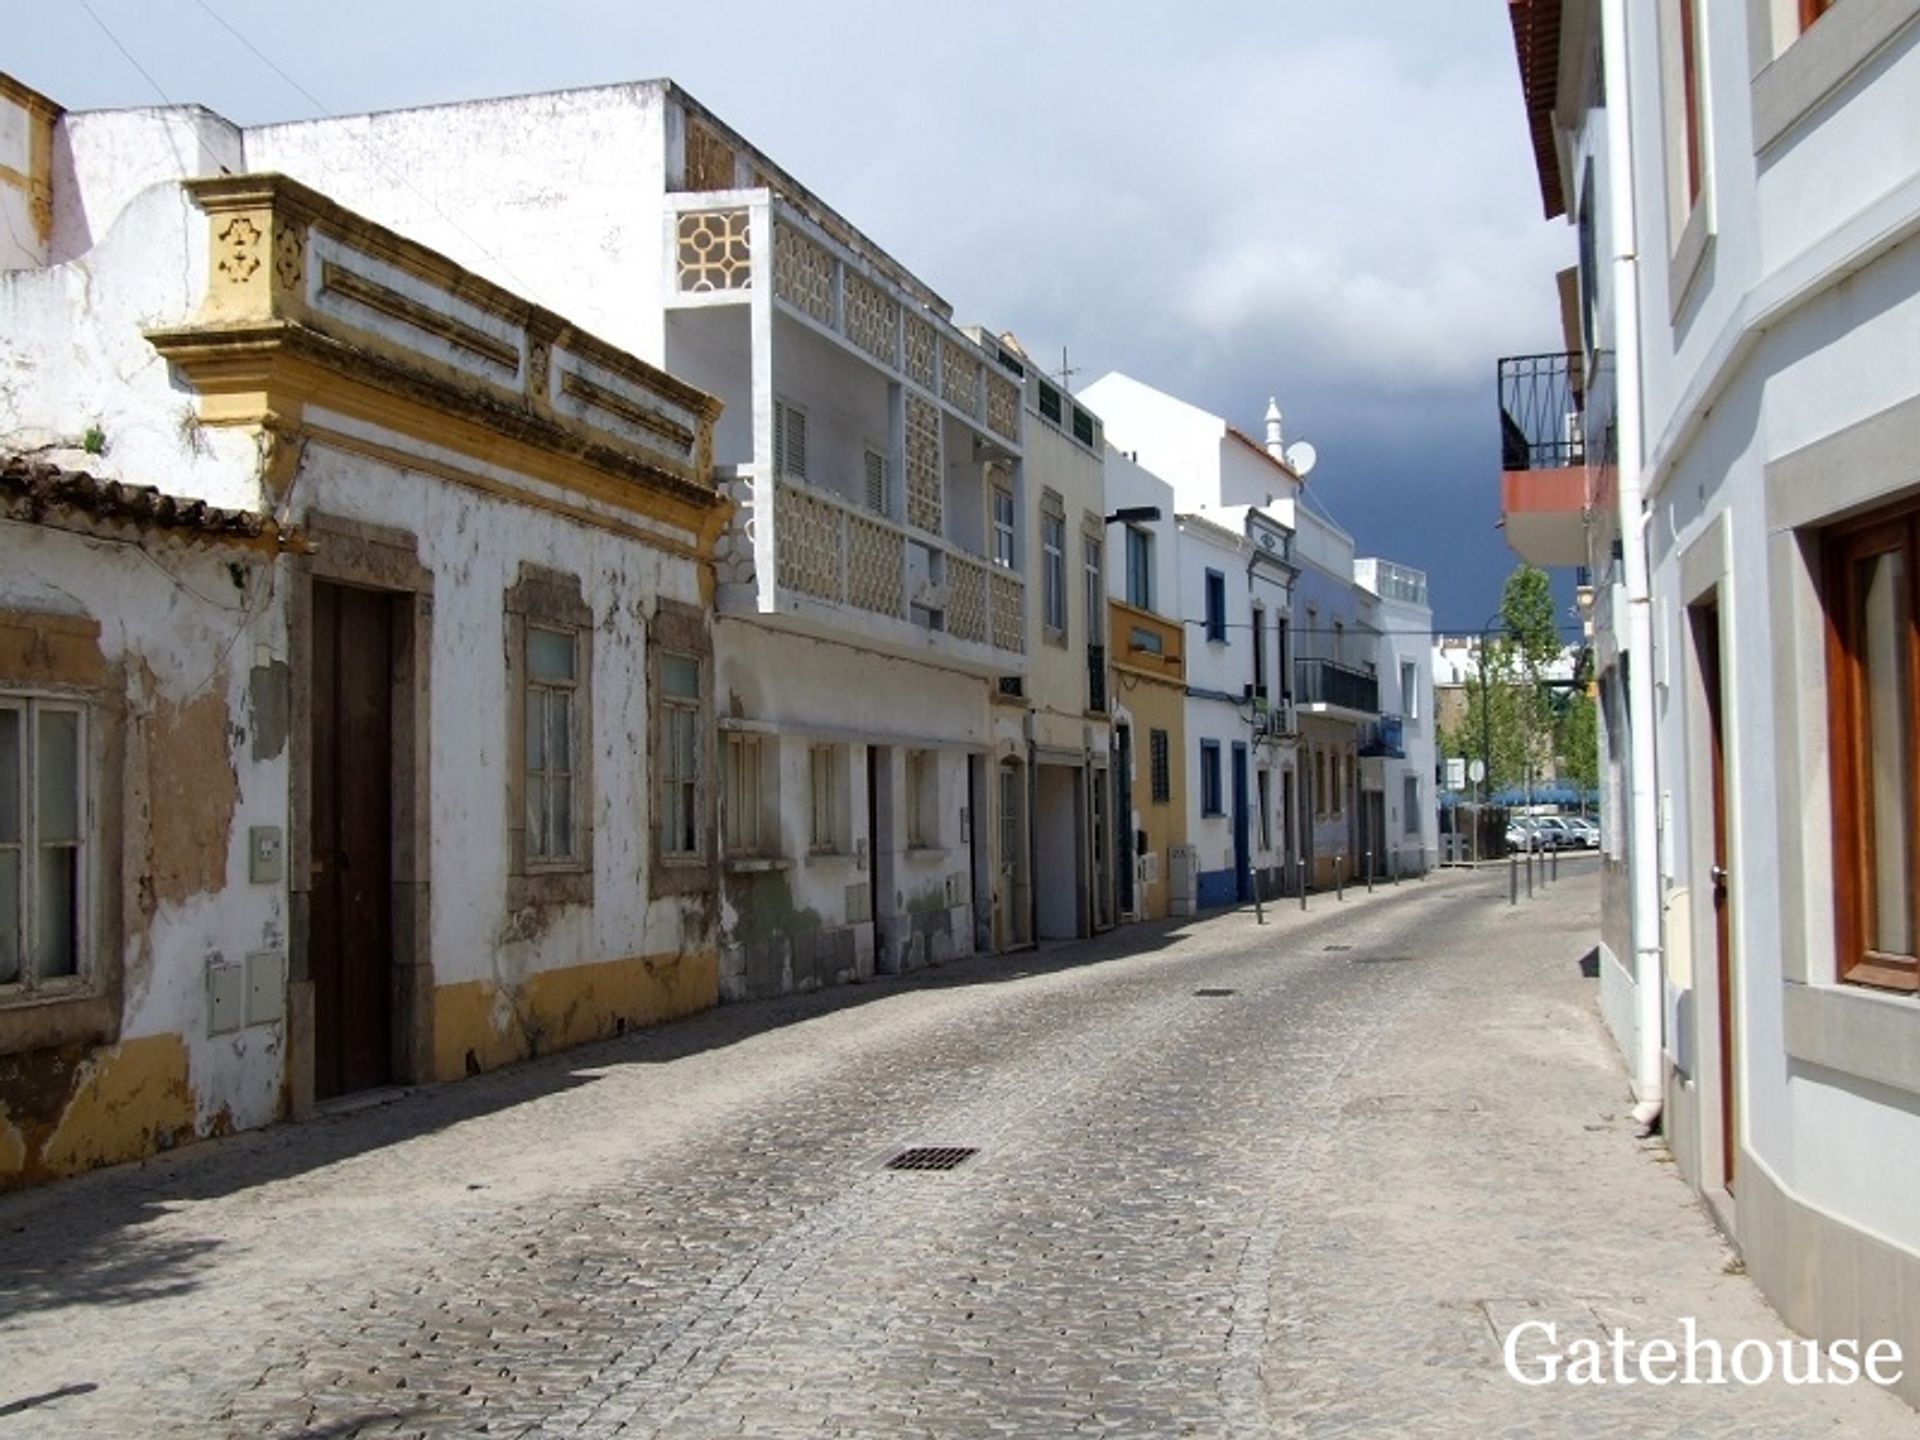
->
773, 223, 834, 326
847, 512, 905, 618
904, 316, 937, 392
678, 210, 752, 293
905, 394, 943, 536
986, 374, 1020, 442
776, 480, 842, 602
941, 339, 981, 414
991, 572, 1025, 654
844, 271, 899, 366
947, 555, 988, 644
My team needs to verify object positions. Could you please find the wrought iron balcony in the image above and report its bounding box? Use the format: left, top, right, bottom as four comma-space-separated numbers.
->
1294, 657, 1379, 716
1087, 642, 1108, 714
1498, 351, 1589, 568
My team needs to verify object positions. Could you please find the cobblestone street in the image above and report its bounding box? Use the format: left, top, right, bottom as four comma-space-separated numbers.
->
1, 863, 1912, 1438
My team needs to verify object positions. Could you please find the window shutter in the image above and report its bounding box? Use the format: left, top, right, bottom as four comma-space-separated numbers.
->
775, 401, 808, 479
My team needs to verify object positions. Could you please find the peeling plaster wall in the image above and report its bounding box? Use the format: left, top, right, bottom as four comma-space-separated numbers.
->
289, 436, 716, 1073
712, 619, 985, 993
0, 179, 263, 507
0, 522, 287, 1190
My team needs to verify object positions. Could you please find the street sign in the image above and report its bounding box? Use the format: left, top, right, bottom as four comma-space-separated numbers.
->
1445, 757, 1466, 791
1468, 758, 1487, 785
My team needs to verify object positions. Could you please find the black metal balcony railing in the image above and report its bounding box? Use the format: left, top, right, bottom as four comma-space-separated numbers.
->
1499, 352, 1585, 470
1087, 642, 1108, 713
1294, 657, 1379, 714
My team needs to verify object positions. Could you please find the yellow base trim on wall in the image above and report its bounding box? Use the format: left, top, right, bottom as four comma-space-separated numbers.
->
0, 1034, 196, 1191
432, 949, 719, 1082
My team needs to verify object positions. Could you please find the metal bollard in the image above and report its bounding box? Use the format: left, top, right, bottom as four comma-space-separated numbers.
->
1509, 851, 1518, 905
1551, 845, 1559, 883
1365, 849, 1374, 894
1526, 845, 1535, 899
1336, 854, 1345, 902
1298, 857, 1308, 911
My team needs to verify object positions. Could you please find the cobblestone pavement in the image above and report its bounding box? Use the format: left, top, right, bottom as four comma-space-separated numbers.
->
1, 862, 1914, 1438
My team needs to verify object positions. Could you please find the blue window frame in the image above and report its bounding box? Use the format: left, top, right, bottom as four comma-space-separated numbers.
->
1200, 740, 1223, 816
1204, 569, 1226, 643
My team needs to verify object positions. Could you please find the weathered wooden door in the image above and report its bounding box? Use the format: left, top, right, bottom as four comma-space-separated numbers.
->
310, 581, 394, 1100
1696, 600, 1737, 1192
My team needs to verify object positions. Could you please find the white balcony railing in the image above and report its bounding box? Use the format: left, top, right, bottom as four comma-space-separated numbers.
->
668, 194, 1022, 450
715, 467, 1025, 662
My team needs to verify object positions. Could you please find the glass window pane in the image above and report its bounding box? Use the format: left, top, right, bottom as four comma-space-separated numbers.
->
526, 689, 546, 772
552, 773, 573, 857
550, 691, 572, 774
528, 627, 575, 683
0, 852, 19, 984
34, 846, 77, 979
662, 653, 699, 699
1860, 550, 1913, 955
37, 709, 80, 843
527, 776, 548, 857
0, 708, 19, 844
675, 709, 697, 775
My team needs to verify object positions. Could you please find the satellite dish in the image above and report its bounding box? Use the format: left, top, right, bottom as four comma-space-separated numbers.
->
1284, 441, 1317, 479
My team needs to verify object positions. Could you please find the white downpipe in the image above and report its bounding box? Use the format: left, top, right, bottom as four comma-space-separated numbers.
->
1601, 0, 1665, 1101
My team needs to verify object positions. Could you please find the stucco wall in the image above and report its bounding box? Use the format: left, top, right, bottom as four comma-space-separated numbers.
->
0, 523, 285, 1189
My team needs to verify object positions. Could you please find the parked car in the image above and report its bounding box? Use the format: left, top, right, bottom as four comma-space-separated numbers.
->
1562, 816, 1600, 849
1532, 817, 1575, 850
1505, 817, 1569, 852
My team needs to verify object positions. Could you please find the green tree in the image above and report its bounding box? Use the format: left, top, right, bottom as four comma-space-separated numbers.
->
1439, 566, 1569, 796
1556, 691, 1600, 793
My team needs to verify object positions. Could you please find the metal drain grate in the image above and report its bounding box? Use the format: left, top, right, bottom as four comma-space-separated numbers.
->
1194, 987, 1237, 997
886, 1146, 978, 1172
1324, 944, 1353, 952
1353, 955, 1415, 964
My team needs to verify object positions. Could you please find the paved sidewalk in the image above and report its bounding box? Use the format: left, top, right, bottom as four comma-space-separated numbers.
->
0, 860, 1912, 1437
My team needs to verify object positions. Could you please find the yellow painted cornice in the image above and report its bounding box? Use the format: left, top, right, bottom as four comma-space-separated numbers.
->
149, 173, 727, 546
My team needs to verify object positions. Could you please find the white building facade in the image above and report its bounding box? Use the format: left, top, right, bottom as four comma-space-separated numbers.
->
0, 77, 727, 1184
245, 81, 1030, 995
1503, 0, 1920, 1402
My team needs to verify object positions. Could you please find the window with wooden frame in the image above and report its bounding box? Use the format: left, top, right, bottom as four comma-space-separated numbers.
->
991, 486, 1016, 569
1798, 0, 1837, 34
1042, 495, 1067, 639
658, 652, 702, 858
1678, 0, 1704, 208
724, 733, 766, 857
1200, 740, 1223, 817
0, 697, 87, 994
809, 743, 841, 853
1825, 504, 1920, 991
906, 749, 938, 849
506, 566, 593, 904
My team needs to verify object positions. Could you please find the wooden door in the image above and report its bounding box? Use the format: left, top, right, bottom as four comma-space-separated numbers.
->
1696, 601, 1736, 1191
310, 581, 395, 1100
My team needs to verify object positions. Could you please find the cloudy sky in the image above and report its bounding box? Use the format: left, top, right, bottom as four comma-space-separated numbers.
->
13, 0, 1573, 632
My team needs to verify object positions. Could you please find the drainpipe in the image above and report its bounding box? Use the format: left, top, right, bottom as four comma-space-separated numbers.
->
1600, 0, 1664, 1104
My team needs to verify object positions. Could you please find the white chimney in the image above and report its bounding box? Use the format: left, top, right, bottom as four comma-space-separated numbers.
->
1265, 397, 1285, 459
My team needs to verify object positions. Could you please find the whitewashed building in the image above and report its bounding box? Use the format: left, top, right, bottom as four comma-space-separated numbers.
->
1083, 373, 1420, 894
243, 82, 1030, 994
1355, 558, 1436, 877
1503, 0, 1920, 1401
990, 342, 1115, 946
0, 75, 726, 1185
